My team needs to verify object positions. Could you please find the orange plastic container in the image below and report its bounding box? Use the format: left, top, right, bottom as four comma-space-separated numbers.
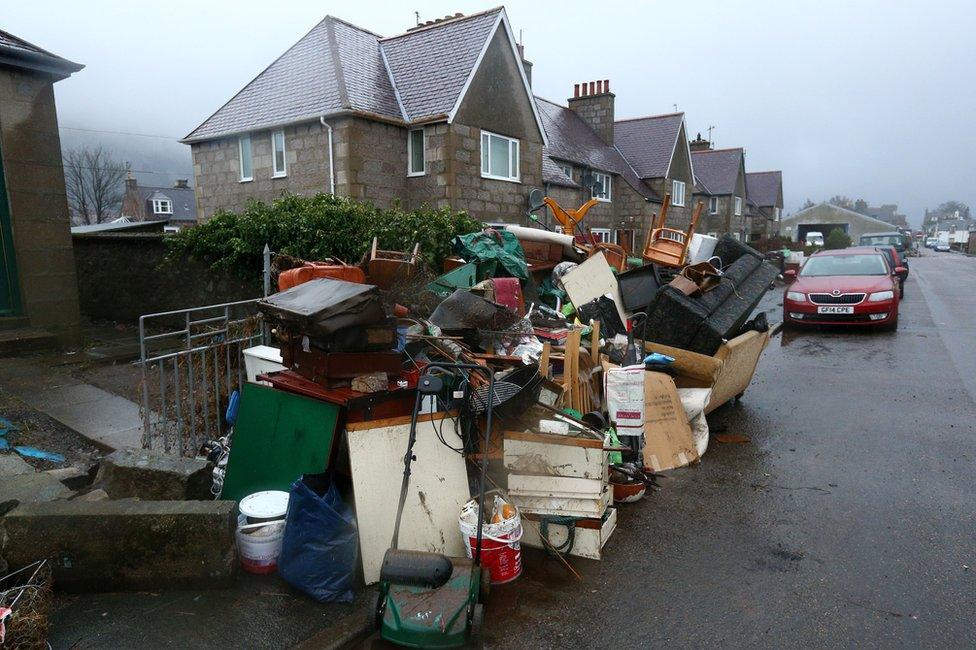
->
278, 263, 366, 291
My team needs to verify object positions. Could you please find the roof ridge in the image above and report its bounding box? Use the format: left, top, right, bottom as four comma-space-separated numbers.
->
0, 28, 59, 58
692, 146, 744, 154
327, 15, 385, 39
534, 95, 567, 109
615, 111, 684, 123
380, 6, 503, 41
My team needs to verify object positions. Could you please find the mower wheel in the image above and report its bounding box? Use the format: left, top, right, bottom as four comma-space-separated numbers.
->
373, 591, 386, 630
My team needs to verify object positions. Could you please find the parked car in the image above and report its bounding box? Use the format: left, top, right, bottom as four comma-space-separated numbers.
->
935, 241, 951, 252
783, 249, 903, 331
924, 237, 938, 248
858, 231, 910, 257
847, 245, 908, 297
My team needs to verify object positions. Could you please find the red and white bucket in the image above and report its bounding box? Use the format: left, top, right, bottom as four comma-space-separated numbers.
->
236, 491, 289, 574
458, 498, 523, 584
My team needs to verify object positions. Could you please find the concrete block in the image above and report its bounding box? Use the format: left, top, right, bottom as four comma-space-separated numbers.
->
95, 448, 211, 500
73, 488, 108, 502
0, 472, 74, 505
43, 466, 92, 490
0, 453, 33, 476
3, 500, 237, 592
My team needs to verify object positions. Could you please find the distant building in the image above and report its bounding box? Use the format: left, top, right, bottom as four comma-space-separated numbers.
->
745, 171, 784, 240
862, 203, 908, 227
120, 175, 197, 231
780, 202, 903, 244
691, 143, 749, 241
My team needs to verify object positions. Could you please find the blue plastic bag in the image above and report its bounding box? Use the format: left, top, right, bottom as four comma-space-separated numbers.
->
278, 474, 359, 603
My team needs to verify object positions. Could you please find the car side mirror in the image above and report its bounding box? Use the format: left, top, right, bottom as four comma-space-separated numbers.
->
894, 266, 907, 275
783, 269, 797, 283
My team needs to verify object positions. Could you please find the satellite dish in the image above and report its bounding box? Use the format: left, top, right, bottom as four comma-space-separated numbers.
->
527, 188, 545, 212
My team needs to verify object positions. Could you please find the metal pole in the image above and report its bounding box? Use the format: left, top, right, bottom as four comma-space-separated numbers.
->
263, 243, 271, 297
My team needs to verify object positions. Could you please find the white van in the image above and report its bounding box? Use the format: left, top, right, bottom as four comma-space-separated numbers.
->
804, 231, 825, 246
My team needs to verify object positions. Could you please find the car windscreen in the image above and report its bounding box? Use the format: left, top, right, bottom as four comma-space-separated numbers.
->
860, 234, 905, 249
800, 254, 889, 277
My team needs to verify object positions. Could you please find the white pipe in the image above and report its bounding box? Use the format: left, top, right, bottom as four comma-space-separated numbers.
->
320, 116, 335, 195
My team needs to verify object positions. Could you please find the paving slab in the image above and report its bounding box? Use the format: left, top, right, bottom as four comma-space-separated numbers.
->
0, 452, 33, 476
0, 472, 74, 503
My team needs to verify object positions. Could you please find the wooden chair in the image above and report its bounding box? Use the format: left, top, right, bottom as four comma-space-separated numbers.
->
590, 240, 628, 272
544, 197, 599, 236
367, 237, 420, 288
641, 196, 704, 268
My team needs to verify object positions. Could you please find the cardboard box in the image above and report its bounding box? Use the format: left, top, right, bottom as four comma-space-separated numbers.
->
642, 372, 699, 471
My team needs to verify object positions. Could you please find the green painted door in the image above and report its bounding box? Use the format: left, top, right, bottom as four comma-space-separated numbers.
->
0, 139, 21, 316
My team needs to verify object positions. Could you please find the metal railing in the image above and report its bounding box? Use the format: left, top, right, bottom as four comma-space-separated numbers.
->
139, 299, 264, 456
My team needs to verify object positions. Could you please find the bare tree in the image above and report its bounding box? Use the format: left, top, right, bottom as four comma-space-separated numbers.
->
828, 195, 854, 210
63, 145, 127, 224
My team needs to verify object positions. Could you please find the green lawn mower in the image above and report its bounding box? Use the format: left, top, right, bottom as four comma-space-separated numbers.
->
375, 363, 496, 648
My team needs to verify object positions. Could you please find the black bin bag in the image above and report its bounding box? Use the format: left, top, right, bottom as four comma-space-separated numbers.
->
278, 473, 359, 603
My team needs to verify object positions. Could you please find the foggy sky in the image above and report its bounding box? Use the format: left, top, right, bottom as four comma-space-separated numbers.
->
6, 0, 975, 225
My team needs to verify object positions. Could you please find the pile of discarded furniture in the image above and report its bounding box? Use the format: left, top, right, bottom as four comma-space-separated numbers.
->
208, 193, 779, 644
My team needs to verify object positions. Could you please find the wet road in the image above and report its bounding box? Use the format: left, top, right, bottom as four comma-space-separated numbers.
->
482, 251, 976, 648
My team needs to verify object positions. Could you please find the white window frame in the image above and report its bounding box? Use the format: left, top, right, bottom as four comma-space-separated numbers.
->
591, 172, 611, 202
590, 228, 612, 243
672, 180, 686, 207
407, 128, 426, 177
480, 130, 520, 182
152, 199, 172, 215
774, 207, 782, 221
238, 134, 253, 182
708, 197, 718, 214
558, 162, 573, 180
734, 196, 743, 216
271, 130, 287, 178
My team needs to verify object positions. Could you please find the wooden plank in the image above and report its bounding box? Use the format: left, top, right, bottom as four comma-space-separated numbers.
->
509, 489, 610, 518
503, 429, 604, 449
642, 339, 723, 384
346, 417, 469, 584
345, 410, 456, 432
539, 343, 551, 379
504, 438, 607, 479
507, 473, 605, 497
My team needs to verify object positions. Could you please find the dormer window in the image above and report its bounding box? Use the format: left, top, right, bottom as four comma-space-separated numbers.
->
591, 172, 611, 202
152, 199, 173, 215
558, 162, 573, 180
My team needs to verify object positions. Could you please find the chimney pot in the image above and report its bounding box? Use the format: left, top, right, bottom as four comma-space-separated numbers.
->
589, 81, 595, 95
596, 80, 603, 93
574, 83, 580, 98
604, 79, 609, 92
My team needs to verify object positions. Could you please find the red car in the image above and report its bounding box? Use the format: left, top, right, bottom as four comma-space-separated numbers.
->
783, 249, 903, 330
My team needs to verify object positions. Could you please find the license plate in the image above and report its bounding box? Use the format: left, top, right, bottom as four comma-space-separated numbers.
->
817, 306, 854, 314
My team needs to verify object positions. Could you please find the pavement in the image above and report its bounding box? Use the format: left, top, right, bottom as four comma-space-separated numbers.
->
0, 356, 143, 452
42, 252, 976, 648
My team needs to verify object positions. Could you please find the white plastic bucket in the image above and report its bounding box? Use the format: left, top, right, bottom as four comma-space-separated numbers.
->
236, 514, 286, 574
458, 499, 523, 584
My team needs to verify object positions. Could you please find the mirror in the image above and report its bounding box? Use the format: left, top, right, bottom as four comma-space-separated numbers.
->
894, 266, 907, 275
527, 188, 545, 212
783, 269, 797, 283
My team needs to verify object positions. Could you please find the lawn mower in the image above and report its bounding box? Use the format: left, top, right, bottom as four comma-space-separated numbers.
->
375, 362, 496, 648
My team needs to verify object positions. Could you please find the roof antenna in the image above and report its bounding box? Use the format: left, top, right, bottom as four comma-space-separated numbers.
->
519, 28, 523, 46
673, 103, 678, 112
414, 11, 420, 26
707, 125, 715, 141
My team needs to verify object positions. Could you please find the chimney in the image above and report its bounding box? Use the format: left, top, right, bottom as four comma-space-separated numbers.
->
174, 179, 189, 189
125, 170, 137, 190
516, 43, 532, 87
567, 79, 614, 146
689, 132, 712, 152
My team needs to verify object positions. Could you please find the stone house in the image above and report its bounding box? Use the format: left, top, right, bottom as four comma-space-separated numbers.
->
0, 28, 83, 343
536, 84, 697, 252
182, 9, 547, 225
745, 170, 784, 240
120, 175, 197, 230
690, 140, 749, 240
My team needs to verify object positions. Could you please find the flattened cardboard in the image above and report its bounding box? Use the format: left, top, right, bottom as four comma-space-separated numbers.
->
642, 371, 699, 471
561, 251, 627, 325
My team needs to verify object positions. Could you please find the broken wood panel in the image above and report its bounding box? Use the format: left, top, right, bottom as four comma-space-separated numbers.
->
503, 437, 608, 479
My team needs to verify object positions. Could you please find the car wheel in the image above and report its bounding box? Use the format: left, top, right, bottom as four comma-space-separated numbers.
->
900, 281, 905, 299
882, 315, 899, 332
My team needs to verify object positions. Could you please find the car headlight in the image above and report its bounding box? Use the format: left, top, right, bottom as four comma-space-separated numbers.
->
786, 291, 805, 302
868, 290, 894, 302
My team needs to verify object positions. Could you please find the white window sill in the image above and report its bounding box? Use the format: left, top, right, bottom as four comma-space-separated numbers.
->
481, 173, 520, 184
407, 171, 426, 178
672, 202, 685, 208
272, 173, 287, 179
239, 178, 253, 184
593, 197, 611, 203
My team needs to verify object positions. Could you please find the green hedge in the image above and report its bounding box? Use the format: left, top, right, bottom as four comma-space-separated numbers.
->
164, 193, 482, 279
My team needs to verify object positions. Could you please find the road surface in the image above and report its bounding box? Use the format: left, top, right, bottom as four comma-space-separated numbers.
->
481, 251, 976, 648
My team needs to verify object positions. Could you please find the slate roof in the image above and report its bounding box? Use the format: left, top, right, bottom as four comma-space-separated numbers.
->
0, 28, 82, 76
542, 155, 578, 188
692, 148, 744, 195
613, 113, 684, 179
535, 96, 655, 200
745, 171, 782, 208
139, 186, 197, 223
184, 9, 521, 142
381, 9, 500, 122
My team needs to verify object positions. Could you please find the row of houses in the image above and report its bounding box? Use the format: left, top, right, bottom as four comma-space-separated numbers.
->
182, 7, 784, 250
